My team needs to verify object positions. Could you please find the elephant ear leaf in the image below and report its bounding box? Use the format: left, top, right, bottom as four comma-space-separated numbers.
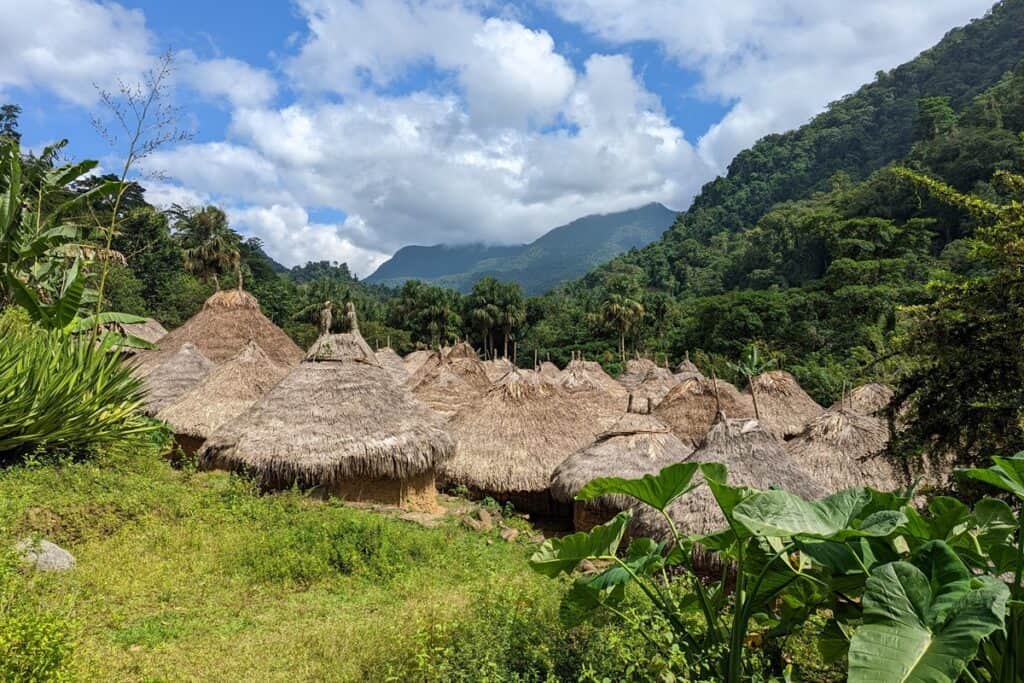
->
961, 453, 1024, 501
848, 550, 1009, 683
529, 512, 629, 577
576, 462, 700, 512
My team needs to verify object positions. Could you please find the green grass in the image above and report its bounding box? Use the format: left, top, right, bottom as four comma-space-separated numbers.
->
0, 447, 573, 681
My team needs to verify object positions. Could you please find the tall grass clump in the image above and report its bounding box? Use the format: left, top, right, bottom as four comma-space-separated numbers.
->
0, 308, 156, 464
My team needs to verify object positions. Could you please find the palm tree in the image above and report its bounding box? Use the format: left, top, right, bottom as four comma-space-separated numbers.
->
469, 277, 503, 357
172, 205, 242, 290
496, 282, 526, 359
600, 293, 644, 362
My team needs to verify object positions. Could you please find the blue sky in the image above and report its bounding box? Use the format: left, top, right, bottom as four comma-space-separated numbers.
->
0, 0, 997, 275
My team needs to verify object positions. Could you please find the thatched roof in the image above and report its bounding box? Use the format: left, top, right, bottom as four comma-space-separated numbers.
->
551, 402, 692, 509
631, 366, 679, 408
116, 317, 167, 348
654, 377, 754, 447
558, 360, 629, 431
403, 350, 434, 376
482, 357, 514, 382
444, 341, 479, 360
785, 408, 903, 492
375, 347, 409, 383
538, 361, 560, 379
199, 325, 454, 487
142, 342, 214, 416
136, 290, 303, 372
745, 370, 823, 439
830, 383, 894, 416
675, 355, 702, 376
631, 417, 825, 539
408, 351, 492, 418
157, 341, 289, 441
618, 358, 659, 390
440, 368, 601, 498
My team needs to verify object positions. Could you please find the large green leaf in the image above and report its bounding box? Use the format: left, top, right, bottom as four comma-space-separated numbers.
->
962, 453, 1024, 500
529, 512, 629, 577
733, 488, 904, 540
575, 462, 700, 511
848, 546, 1009, 683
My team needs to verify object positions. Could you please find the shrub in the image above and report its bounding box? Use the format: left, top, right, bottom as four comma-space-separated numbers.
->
0, 553, 75, 682
0, 309, 157, 464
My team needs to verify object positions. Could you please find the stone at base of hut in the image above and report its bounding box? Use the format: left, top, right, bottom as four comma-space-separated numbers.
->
16, 539, 75, 571
329, 470, 441, 513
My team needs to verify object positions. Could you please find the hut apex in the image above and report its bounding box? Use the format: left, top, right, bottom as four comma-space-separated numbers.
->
142, 342, 214, 416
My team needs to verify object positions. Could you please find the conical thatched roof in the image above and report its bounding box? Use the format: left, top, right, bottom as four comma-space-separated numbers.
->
538, 361, 561, 379
375, 347, 409, 383
618, 358, 659, 390
482, 357, 514, 382
745, 370, 823, 440
408, 351, 491, 419
444, 341, 479, 360
785, 409, 903, 492
631, 366, 679, 408
675, 355, 702, 376
830, 383, 894, 416
631, 417, 825, 539
558, 360, 629, 431
439, 368, 601, 506
403, 349, 434, 376
136, 290, 303, 372
551, 402, 693, 509
654, 377, 754, 447
143, 342, 214, 416
199, 322, 454, 488
157, 341, 289, 442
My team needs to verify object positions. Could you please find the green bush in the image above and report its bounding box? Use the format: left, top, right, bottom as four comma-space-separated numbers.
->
0, 309, 156, 464
0, 554, 75, 682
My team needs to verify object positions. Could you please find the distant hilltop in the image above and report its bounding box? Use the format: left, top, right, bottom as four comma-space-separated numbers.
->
365, 202, 678, 294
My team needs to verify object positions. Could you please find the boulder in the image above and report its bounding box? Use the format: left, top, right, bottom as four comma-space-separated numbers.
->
16, 539, 75, 571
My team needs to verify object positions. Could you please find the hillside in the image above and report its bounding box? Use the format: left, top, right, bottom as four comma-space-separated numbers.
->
587, 0, 1024, 294
366, 202, 677, 294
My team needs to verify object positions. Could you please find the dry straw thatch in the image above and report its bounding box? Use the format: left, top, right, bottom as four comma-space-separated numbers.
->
136, 290, 303, 372
631, 366, 679, 408
631, 416, 825, 540
408, 351, 492, 418
538, 361, 561, 379
552, 398, 693, 529
157, 341, 290, 451
654, 377, 754, 447
745, 370, 823, 439
110, 318, 167, 353
444, 341, 479, 360
482, 356, 514, 382
403, 349, 434, 376
440, 367, 602, 514
199, 315, 454, 511
618, 358, 659, 390
785, 408, 903, 492
558, 359, 629, 429
375, 347, 409, 383
675, 355, 702, 377
142, 342, 214, 416
831, 383, 894, 416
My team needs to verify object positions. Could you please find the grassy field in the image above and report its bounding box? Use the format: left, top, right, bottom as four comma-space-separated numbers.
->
0, 441, 589, 682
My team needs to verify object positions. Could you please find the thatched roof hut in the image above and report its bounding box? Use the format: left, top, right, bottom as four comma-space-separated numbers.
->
745, 370, 823, 440
632, 366, 679, 408
538, 361, 561, 380
157, 341, 289, 454
136, 290, 303, 373
558, 360, 629, 432
618, 358, 659, 390
631, 416, 825, 541
444, 341, 479, 360
408, 351, 491, 419
440, 368, 601, 515
552, 398, 693, 530
675, 354, 702, 377
830, 383, 894, 416
785, 408, 903, 492
403, 349, 434, 376
654, 377, 755, 447
375, 347, 409, 383
143, 342, 214, 416
482, 357, 514, 382
199, 308, 454, 512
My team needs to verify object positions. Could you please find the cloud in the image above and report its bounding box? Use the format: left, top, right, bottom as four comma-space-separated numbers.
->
549, 0, 996, 169
177, 54, 279, 108
0, 0, 153, 106
229, 204, 390, 275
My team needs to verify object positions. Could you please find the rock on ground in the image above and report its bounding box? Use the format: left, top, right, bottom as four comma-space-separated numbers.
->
16, 538, 76, 571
